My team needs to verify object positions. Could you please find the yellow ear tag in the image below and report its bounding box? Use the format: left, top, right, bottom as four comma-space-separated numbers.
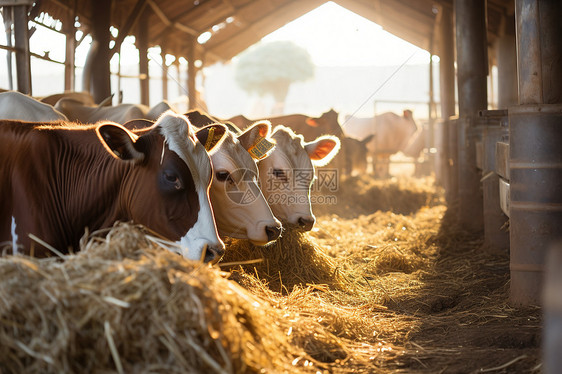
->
204, 127, 216, 151
248, 137, 275, 160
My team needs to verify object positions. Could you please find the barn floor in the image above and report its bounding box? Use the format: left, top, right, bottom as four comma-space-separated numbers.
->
223, 174, 543, 373
0, 174, 543, 373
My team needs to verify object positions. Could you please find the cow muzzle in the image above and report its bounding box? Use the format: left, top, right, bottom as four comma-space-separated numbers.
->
203, 244, 225, 264
298, 216, 315, 231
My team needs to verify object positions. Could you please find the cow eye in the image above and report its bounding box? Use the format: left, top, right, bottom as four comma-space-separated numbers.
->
215, 171, 230, 182
164, 171, 183, 190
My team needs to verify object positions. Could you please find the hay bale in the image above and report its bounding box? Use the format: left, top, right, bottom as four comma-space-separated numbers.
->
0, 223, 331, 373
221, 225, 353, 294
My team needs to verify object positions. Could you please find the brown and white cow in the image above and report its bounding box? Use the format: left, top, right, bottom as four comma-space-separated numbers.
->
183, 110, 282, 245
343, 110, 418, 177
257, 125, 340, 231
0, 111, 227, 263
0, 91, 68, 122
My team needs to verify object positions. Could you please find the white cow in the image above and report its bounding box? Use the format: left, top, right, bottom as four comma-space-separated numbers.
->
184, 110, 282, 245
0, 91, 68, 121
257, 125, 340, 231
343, 110, 419, 177
54, 98, 176, 124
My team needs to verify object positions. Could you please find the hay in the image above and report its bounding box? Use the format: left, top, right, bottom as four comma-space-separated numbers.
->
221, 225, 353, 294
0, 223, 330, 373
312, 174, 439, 218
0, 176, 542, 373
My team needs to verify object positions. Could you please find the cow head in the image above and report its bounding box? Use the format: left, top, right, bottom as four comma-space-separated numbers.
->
258, 125, 340, 231
305, 109, 345, 138
185, 110, 282, 245
96, 111, 227, 263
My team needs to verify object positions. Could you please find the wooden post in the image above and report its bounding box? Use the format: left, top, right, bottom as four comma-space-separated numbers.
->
90, 0, 112, 104
64, 1, 76, 91
496, 13, 518, 108
438, 6, 457, 203
138, 8, 149, 106
13, 4, 32, 95
3, 6, 14, 90
455, 0, 487, 233
161, 46, 168, 101
186, 35, 196, 110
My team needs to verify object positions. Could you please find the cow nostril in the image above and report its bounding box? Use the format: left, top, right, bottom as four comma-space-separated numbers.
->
265, 225, 282, 242
204, 245, 225, 264
298, 217, 315, 231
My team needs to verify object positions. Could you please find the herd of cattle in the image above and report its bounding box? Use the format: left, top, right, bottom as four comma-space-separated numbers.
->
0, 90, 423, 263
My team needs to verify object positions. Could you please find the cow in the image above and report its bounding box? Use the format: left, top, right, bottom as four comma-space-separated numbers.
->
343, 110, 418, 177
39, 91, 96, 107
228, 108, 344, 142
53, 98, 176, 124
183, 110, 283, 245
341, 134, 375, 176
228, 109, 350, 174
0, 91, 68, 121
54, 98, 146, 124
257, 125, 340, 231
0, 111, 228, 263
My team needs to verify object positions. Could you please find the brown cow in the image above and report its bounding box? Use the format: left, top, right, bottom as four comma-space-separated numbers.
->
343, 110, 418, 177
0, 111, 227, 263
228, 109, 344, 142
341, 134, 375, 176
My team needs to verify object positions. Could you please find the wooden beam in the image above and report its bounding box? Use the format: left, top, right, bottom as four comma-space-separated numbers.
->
138, 8, 149, 106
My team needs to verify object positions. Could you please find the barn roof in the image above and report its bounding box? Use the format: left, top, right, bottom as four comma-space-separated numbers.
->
32, 0, 515, 65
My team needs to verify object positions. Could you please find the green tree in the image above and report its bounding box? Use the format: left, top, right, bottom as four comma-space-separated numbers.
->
234, 41, 315, 113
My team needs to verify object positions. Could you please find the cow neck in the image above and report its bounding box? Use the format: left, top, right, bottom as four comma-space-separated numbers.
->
52, 125, 135, 246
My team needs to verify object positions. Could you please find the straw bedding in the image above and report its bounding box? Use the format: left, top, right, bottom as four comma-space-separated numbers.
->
0, 176, 542, 373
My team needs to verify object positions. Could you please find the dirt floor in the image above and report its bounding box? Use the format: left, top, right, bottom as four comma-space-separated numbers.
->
0, 173, 543, 373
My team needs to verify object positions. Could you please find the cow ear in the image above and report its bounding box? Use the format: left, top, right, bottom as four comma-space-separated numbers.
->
237, 120, 275, 159
184, 109, 217, 128
195, 124, 227, 152
96, 123, 145, 162
305, 117, 319, 127
122, 118, 154, 131
304, 136, 341, 166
